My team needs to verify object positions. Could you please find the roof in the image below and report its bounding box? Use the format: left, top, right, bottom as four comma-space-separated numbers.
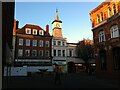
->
23, 24, 44, 30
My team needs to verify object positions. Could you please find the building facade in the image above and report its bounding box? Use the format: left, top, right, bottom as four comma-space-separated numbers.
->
13, 21, 53, 72
90, 1, 120, 79
67, 43, 85, 73
52, 9, 68, 73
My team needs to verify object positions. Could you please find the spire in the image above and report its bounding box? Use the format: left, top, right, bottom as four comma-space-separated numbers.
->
55, 8, 59, 20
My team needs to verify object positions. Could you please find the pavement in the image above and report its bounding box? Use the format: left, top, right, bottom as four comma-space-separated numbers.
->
3, 72, 119, 88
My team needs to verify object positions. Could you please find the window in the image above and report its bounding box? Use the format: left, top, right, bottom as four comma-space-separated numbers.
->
18, 39, 23, 46
58, 50, 61, 56
98, 31, 105, 42
26, 28, 31, 34
53, 40, 56, 45
39, 30, 44, 35
97, 14, 100, 23
62, 42, 65, 46
69, 50, 72, 57
45, 50, 49, 57
39, 40, 43, 47
25, 50, 30, 56
32, 50, 37, 56
18, 49, 23, 56
100, 12, 104, 21
32, 40, 37, 46
113, 48, 120, 70
58, 41, 61, 46
108, 7, 112, 17
45, 41, 49, 47
62, 50, 65, 57
110, 25, 119, 38
33, 29, 37, 35
26, 39, 30, 46
113, 4, 116, 15
54, 50, 56, 56
39, 50, 43, 56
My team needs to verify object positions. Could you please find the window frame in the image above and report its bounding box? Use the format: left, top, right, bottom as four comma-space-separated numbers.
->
33, 29, 38, 35
110, 25, 119, 38
26, 28, 31, 34
39, 50, 43, 56
25, 50, 30, 56
45, 50, 49, 57
58, 41, 61, 46
32, 50, 37, 56
32, 40, 37, 46
98, 30, 106, 42
26, 39, 30, 46
18, 38, 23, 46
39, 30, 44, 35
45, 41, 49, 47
39, 40, 43, 47
18, 49, 23, 56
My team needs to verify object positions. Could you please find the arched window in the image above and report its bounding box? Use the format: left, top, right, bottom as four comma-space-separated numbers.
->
98, 30, 105, 42
113, 4, 116, 15
110, 25, 119, 38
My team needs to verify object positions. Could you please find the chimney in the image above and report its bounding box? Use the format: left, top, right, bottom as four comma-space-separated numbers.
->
16, 20, 19, 29
46, 24, 49, 33
13, 20, 16, 35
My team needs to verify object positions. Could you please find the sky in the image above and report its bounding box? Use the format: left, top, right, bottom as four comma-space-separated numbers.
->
15, 2, 102, 43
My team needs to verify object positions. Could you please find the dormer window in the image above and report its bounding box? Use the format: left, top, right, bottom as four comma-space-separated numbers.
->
39, 30, 44, 35
33, 29, 37, 35
26, 28, 31, 34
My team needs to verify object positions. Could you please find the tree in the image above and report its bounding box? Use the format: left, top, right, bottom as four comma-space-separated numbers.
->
76, 44, 94, 72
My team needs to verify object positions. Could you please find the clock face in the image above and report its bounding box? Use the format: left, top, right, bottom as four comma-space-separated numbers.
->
56, 23, 60, 27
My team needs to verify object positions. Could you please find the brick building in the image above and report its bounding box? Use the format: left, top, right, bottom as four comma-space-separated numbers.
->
13, 21, 52, 71
90, 1, 120, 79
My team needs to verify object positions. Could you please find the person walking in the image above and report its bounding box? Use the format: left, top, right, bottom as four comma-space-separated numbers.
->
54, 64, 62, 85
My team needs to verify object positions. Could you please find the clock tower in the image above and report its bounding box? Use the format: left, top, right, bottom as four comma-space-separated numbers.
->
52, 9, 63, 38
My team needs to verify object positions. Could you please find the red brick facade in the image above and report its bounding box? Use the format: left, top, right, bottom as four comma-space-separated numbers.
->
90, 1, 120, 79
13, 21, 52, 66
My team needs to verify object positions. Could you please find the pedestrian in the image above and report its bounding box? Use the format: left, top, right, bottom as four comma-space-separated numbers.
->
54, 64, 62, 85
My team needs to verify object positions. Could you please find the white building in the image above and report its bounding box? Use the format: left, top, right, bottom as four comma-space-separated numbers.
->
51, 9, 67, 73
